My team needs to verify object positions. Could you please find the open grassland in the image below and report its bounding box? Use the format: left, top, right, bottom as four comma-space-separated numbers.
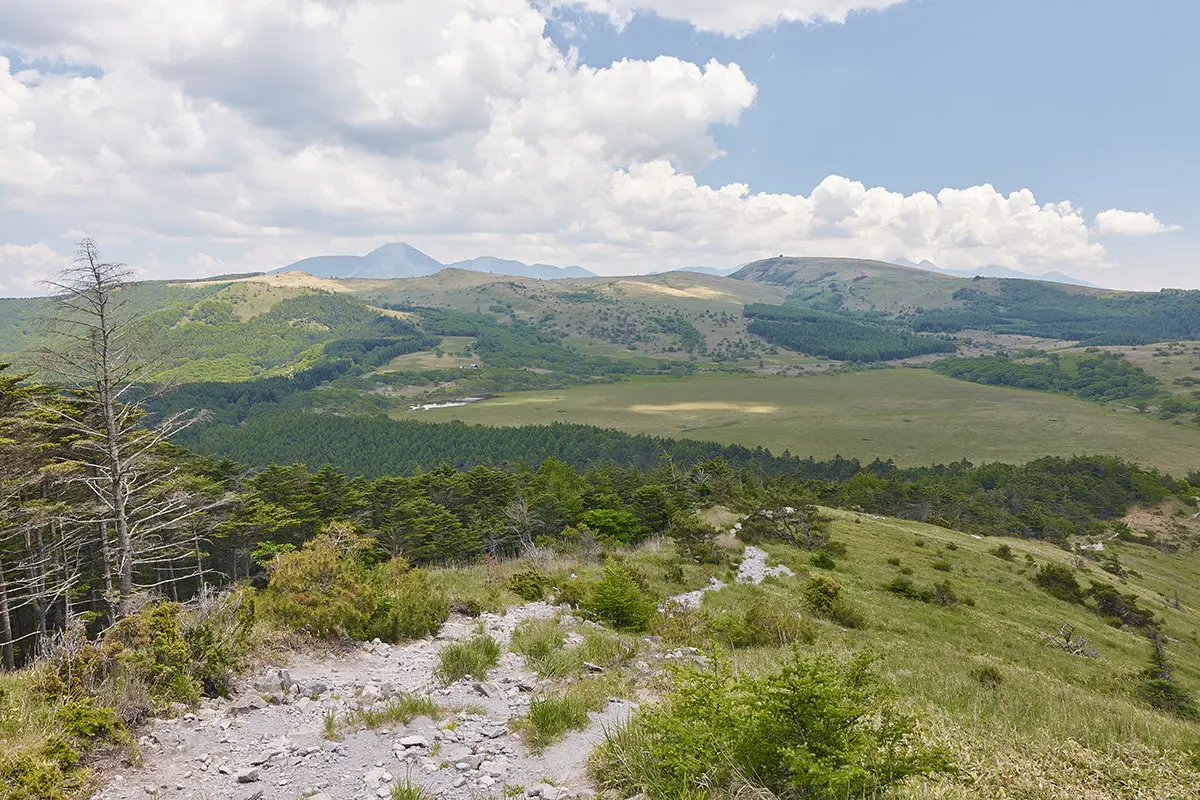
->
410, 369, 1200, 474
748, 511, 1200, 797
1069, 340, 1200, 395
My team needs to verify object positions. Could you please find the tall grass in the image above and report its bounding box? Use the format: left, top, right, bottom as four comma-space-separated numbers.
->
346, 694, 443, 729
435, 634, 501, 685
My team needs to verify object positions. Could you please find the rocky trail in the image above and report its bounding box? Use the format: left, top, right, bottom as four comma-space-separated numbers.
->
92, 547, 785, 800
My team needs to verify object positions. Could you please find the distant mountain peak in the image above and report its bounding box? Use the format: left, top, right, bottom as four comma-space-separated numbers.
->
273, 243, 594, 281
893, 257, 1101, 288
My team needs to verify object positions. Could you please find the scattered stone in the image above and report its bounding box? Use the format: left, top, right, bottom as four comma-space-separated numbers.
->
235, 767, 260, 783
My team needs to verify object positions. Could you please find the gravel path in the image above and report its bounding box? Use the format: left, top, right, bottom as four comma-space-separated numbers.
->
92, 545, 790, 800
670, 545, 794, 609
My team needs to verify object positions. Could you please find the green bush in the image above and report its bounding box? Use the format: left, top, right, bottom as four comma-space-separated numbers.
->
55, 698, 126, 743
801, 576, 841, 616
369, 561, 450, 642
1034, 563, 1085, 604
508, 570, 550, 602
109, 601, 202, 707
182, 588, 253, 697
591, 649, 948, 799
257, 526, 376, 639
582, 563, 658, 632
991, 544, 1015, 561
706, 589, 816, 649
810, 551, 837, 570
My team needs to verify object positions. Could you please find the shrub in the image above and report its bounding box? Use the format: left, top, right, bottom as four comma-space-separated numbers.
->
932, 580, 960, 607
182, 588, 253, 698
801, 576, 841, 616
591, 650, 949, 800
1088, 583, 1156, 629
508, 570, 550, 602
55, 698, 126, 743
932, 560, 952, 572
886, 557, 901, 567
668, 512, 724, 565
886, 575, 920, 599
1034, 563, 1085, 604
108, 601, 202, 707
580, 509, 648, 544
555, 578, 591, 609
257, 527, 376, 639
970, 665, 1003, 689
369, 563, 450, 642
582, 564, 657, 632
991, 544, 1015, 561
810, 551, 836, 570
435, 634, 501, 684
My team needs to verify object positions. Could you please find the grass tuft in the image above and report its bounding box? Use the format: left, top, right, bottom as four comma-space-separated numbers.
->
436, 634, 502, 685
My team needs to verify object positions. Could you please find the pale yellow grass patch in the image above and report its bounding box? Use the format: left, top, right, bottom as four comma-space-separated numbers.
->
187, 271, 353, 293
627, 401, 779, 414
611, 280, 733, 300
368, 306, 416, 321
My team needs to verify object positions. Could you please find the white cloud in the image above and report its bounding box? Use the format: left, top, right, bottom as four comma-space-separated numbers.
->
0, 0, 1162, 281
0, 243, 71, 296
546, 0, 906, 37
1093, 209, 1181, 237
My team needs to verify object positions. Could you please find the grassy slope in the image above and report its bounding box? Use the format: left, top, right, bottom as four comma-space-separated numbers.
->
730, 256, 967, 313
406, 370, 1200, 474
751, 510, 1200, 797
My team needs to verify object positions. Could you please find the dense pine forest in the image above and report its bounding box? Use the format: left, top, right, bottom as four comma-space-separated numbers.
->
908, 280, 1200, 343
744, 303, 956, 362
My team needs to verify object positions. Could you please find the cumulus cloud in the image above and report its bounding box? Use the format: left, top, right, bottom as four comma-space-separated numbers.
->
0, 0, 1162, 279
546, 0, 906, 37
1093, 209, 1181, 237
0, 243, 70, 296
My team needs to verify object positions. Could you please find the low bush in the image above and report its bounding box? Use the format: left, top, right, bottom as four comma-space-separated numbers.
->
1035, 563, 1086, 604
810, 551, 837, 570
706, 589, 817, 649
991, 544, 1015, 561
591, 649, 949, 800
970, 665, 1003, 689
369, 561, 450, 642
435, 634, 501, 684
257, 526, 376, 639
801, 576, 841, 616
582, 564, 657, 632
508, 570, 550, 602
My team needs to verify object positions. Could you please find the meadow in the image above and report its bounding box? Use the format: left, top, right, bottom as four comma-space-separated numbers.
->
409, 369, 1200, 474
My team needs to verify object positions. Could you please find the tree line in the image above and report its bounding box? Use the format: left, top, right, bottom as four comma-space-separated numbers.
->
909, 280, 1200, 344
744, 304, 956, 362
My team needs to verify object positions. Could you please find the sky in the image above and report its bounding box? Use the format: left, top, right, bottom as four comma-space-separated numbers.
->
0, 0, 1194, 294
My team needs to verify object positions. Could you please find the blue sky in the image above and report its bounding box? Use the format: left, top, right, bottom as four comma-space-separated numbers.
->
0, 0, 1193, 292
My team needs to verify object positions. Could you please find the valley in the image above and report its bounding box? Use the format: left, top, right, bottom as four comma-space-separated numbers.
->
402, 370, 1200, 474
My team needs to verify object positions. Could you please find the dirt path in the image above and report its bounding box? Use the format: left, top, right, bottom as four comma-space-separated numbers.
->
92, 547, 783, 800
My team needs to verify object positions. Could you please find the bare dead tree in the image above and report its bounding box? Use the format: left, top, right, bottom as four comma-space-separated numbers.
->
1043, 620, 1098, 658
34, 239, 214, 618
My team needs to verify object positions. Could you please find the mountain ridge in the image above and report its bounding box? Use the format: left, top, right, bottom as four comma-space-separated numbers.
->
273, 242, 595, 281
